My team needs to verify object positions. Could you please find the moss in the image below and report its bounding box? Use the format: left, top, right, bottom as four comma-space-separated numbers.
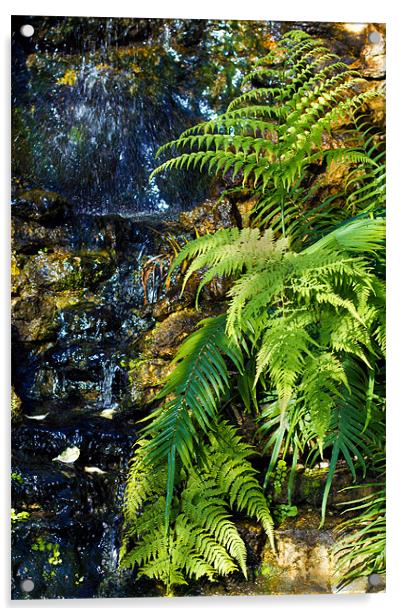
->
11, 387, 22, 422
11, 253, 21, 294
57, 68, 77, 86
129, 357, 173, 407
179, 198, 237, 236
17, 250, 114, 293
12, 289, 85, 342
299, 468, 329, 505
139, 308, 203, 360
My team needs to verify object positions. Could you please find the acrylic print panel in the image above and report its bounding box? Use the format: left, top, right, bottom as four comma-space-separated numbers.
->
11, 15, 386, 599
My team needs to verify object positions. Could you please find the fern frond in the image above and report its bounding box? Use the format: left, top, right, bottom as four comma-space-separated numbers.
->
141, 314, 243, 528
206, 421, 275, 549
315, 357, 383, 525
303, 217, 385, 256
300, 352, 348, 451
120, 420, 275, 593
151, 30, 379, 227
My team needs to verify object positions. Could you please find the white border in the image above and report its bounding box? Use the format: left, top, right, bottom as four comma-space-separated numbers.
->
2, 2, 401, 614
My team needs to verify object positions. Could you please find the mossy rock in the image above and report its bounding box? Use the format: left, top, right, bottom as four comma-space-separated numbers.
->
179, 198, 237, 236
11, 252, 22, 295
129, 358, 173, 407
272, 465, 377, 509
18, 250, 114, 293
234, 195, 258, 228
11, 218, 72, 254
12, 189, 74, 224
12, 290, 87, 342
138, 308, 208, 360
260, 507, 340, 593
11, 387, 22, 422
128, 305, 224, 406
12, 244, 110, 325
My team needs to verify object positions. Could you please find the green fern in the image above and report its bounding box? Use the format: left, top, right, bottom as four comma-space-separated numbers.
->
120, 421, 274, 595
140, 314, 244, 530
151, 29, 383, 247
169, 217, 385, 524
121, 28, 386, 593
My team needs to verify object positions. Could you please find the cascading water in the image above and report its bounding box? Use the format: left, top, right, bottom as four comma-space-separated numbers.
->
12, 16, 227, 215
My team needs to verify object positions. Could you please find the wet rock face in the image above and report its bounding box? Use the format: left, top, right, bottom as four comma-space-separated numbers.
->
11, 188, 234, 415
261, 509, 334, 593
179, 198, 238, 234
11, 191, 161, 597
11, 188, 235, 598
11, 415, 143, 600
259, 508, 386, 595
12, 16, 279, 215
11, 193, 162, 411
12, 189, 74, 224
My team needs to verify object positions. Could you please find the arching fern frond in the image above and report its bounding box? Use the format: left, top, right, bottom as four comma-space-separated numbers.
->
120, 421, 274, 594
151, 29, 383, 249
206, 421, 275, 549
140, 314, 244, 529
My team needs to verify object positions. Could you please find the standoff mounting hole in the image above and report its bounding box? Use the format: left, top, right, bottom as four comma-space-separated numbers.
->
368, 31, 381, 44
20, 579, 35, 592
368, 573, 382, 586
20, 24, 34, 38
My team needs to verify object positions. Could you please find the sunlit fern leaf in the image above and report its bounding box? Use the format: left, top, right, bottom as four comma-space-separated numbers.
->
302, 217, 385, 256
181, 471, 248, 577
254, 312, 318, 407
300, 352, 349, 453
315, 357, 384, 526
151, 30, 382, 247
140, 314, 244, 530
120, 453, 242, 593
206, 420, 275, 549
120, 421, 275, 594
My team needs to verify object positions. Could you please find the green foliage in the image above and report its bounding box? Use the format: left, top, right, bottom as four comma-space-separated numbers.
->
11, 472, 24, 485
151, 29, 384, 246
120, 421, 273, 595
272, 504, 298, 526
11, 508, 30, 524
171, 218, 385, 525
32, 537, 62, 565
121, 28, 386, 593
272, 460, 288, 496
140, 314, 244, 529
